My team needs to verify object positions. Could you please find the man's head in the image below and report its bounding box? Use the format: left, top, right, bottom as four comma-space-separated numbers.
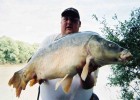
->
61, 7, 81, 35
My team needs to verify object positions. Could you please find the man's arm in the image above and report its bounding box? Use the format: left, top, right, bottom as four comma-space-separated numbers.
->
80, 73, 94, 89
77, 63, 99, 89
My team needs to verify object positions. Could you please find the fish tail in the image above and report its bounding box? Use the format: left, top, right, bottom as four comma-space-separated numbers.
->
8, 68, 36, 97
8, 70, 27, 97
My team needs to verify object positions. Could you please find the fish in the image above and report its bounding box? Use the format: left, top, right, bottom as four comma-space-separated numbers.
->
8, 31, 132, 97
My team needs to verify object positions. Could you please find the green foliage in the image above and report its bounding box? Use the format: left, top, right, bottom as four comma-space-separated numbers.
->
0, 36, 19, 63
93, 8, 140, 99
17, 41, 38, 63
0, 36, 38, 64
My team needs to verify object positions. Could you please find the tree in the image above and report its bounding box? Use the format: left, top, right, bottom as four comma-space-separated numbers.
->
0, 36, 38, 64
0, 36, 19, 64
17, 41, 38, 63
93, 8, 140, 99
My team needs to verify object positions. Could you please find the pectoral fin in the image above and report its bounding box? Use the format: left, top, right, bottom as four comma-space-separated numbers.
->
55, 74, 73, 94
81, 63, 89, 81
81, 55, 92, 81
61, 76, 73, 93
55, 74, 69, 91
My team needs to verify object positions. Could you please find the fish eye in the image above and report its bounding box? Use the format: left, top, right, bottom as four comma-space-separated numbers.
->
108, 43, 113, 48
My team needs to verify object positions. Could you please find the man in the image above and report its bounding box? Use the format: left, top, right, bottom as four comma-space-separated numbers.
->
39, 7, 99, 100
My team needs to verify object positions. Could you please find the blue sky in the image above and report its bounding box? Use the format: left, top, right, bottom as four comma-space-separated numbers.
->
0, 0, 139, 44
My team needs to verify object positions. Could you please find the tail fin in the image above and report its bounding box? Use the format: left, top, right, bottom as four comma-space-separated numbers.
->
8, 68, 36, 97
8, 71, 27, 97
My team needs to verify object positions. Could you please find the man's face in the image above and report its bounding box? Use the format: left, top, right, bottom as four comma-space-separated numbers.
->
61, 16, 81, 35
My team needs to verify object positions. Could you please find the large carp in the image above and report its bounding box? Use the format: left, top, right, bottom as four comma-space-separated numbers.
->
8, 31, 132, 97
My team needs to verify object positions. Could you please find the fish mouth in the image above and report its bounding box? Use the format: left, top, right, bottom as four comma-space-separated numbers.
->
119, 50, 133, 62
119, 56, 132, 62
118, 58, 128, 62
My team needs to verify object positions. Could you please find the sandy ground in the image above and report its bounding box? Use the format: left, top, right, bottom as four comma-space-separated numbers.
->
0, 64, 120, 100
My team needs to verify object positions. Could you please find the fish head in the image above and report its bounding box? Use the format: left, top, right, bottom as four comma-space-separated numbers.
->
88, 35, 133, 66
